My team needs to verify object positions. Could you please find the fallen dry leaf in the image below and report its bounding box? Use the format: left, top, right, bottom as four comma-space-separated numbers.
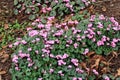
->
86, 51, 95, 57
0, 75, 1, 80
80, 62, 88, 70
88, 5, 95, 14
115, 68, 120, 77
4, 23, 9, 29
91, 55, 105, 69
0, 71, 6, 75
102, 6, 107, 11
101, 67, 110, 74
0, 49, 9, 63
91, 58, 100, 69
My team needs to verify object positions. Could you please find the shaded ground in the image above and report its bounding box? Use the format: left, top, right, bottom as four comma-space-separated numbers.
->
95, 0, 120, 23
0, 0, 120, 80
94, 0, 120, 75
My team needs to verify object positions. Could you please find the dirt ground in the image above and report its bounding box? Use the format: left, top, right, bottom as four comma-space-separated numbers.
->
0, 0, 120, 80
95, 0, 120, 23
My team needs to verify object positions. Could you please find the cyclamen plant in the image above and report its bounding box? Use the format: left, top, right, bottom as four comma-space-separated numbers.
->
14, 0, 95, 20
10, 14, 120, 80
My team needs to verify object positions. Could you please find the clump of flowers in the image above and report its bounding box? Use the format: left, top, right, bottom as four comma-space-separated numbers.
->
14, 0, 95, 20
10, 14, 120, 79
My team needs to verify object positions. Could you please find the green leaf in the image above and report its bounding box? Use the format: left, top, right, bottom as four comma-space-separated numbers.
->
88, 75, 96, 80
29, 15, 36, 20
14, 9, 18, 15
43, 56, 49, 62
25, 8, 32, 14
14, 0, 18, 5
50, 11, 56, 16
116, 77, 120, 80
41, 18, 47, 24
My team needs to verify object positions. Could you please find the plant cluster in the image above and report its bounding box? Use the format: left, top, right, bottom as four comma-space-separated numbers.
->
14, 0, 95, 20
10, 14, 120, 80
0, 21, 27, 49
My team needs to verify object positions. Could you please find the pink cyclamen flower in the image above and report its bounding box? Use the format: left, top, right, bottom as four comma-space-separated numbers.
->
63, 0, 70, 2
74, 43, 78, 48
9, 44, 13, 48
36, 38, 40, 42
42, 48, 50, 54
71, 59, 79, 66
99, 15, 105, 20
83, 48, 89, 55
28, 48, 32, 51
113, 38, 119, 43
92, 69, 99, 75
97, 22, 103, 28
78, 78, 82, 80
12, 55, 18, 63
62, 53, 69, 59
38, 78, 43, 80
88, 23, 93, 27
76, 68, 84, 73
49, 68, 54, 73
38, 24, 44, 29
21, 40, 27, 44
56, 55, 62, 59
27, 27, 32, 31
90, 15, 96, 21
15, 67, 20, 71
104, 76, 110, 80
72, 77, 77, 80
14, 41, 19, 46
29, 30, 39, 37
58, 70, 64, 76
35, 50, 39, 54
101, 36, 107, 42
58, 60, 66, 66
19, 53, 28, 58
54, 30, 64, 36
92, 0, 96, 2
111, 42, 116, 47
87, 34, 93, 39
82, 0, 87, 2
97, 40, 104, 46
97, 31, 101, 35
50, 54, 55, 58
28, 62, 34, 67
46, 40, 55, 45
46, 7, 52, 11
68, 65, 72, 69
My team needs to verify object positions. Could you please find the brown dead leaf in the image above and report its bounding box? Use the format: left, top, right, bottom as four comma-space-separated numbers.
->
101, 61, 111, 66
0, 49, 9, 63
4, 23, 9, 29
112, 51, 118, 58
91, 58, 100, 69
80, 62, 88, 70
0, 71, 6, 75
86, 51, 95, 57
101, 67, 110, 74
102, 6, 107, 11
108, 51, 118, 62
0, 75, 1, 80
91, 55, 105, 69
1, 54, 9, 63
88, 5, 95, 14
63, 14, 72, 22
80, 62, 90, 75
115, 68, 120, 77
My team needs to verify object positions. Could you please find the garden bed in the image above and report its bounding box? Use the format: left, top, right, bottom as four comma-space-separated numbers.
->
0, 0, 120, 80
